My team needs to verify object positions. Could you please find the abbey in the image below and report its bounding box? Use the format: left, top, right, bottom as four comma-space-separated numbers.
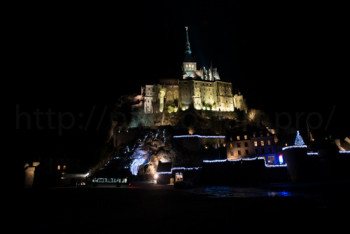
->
143, 27, 247, 114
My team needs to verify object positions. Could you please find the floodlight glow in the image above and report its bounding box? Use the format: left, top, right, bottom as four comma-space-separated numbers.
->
130, 157, 146, 175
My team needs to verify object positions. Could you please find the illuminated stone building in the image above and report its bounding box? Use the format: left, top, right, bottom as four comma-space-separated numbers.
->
142, 27, 247, 114
227, 130, 280, 162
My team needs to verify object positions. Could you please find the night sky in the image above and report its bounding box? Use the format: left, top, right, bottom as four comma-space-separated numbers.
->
14, 1, 348, 164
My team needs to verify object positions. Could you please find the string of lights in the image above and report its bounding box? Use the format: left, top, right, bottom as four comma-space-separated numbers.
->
203, 157, 287, 167
307, 151, 350, 156
173, 135, 226, 139
282, 145, 308, 151
156, 166, 202, 175
202, 159, 228, 163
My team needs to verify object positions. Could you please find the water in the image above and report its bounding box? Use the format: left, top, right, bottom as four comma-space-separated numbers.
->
187, 185, 296, 198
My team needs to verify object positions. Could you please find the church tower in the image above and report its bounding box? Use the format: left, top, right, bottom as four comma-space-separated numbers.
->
182, 26, 197, 78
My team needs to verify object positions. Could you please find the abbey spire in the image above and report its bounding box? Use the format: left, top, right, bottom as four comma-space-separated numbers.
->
183, 26, 197, 78
185, 26, 192, 55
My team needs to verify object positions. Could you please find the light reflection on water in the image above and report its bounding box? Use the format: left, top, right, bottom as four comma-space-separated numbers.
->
267, 191, 292, 197
188, 186, 294, 198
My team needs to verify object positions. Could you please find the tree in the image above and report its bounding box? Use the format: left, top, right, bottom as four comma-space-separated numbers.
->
294, 130, 305, 146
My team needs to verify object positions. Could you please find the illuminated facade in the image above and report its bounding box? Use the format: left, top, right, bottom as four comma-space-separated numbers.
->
143, 26, 247, 114
227, 130, 279, 161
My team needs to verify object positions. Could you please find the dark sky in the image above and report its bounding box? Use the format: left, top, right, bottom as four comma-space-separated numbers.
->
13, 1, 349, 162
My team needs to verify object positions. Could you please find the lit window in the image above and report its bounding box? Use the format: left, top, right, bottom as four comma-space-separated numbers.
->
57, 165, 61, 170
63, 165, 67, 170
175, 172, 183, 182
268, 156, 275, 164
237, 136, 240, 141
244, 135, 248, 140
254, 141, 258, 147
230, 143, 233, 149
261, 140, 265, 147
268, 140, 271, 146
278, 154, 284, 164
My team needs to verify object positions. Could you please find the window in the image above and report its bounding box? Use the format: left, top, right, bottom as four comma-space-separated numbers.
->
237, 143, 241, 148
268, 156, 275, 164
278, 155, 284, 164
268, 140, 271, 146
244, 142, 248, 147
255, 149, 259, 154
238, 150, 241, 155
254, 141, 258, 147
63, 165, 67, 170
245, 150, 249, 155
244, 135, 248, 140
231, 151, 234, 156
261, 140, 265, 147
237, 136, 240, 141
230, 143, 233, 149
57, 165, 61, 170
268, 148, 272, 153
175, 172, 183, 182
